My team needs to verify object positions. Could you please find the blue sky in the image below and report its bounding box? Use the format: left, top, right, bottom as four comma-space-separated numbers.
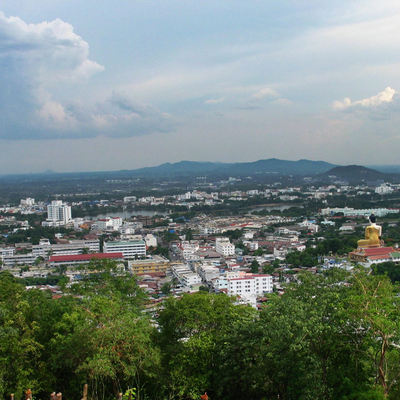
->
0, 0, 400, 173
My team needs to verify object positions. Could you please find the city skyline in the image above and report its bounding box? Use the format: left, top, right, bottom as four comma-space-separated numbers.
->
1, 1, 400, 173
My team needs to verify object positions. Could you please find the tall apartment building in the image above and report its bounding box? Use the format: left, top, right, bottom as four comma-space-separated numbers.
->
42, 200, 72, 226
215, 237, 235, 256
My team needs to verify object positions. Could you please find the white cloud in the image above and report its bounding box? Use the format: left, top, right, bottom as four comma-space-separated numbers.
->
205, 97, 225, 104
250, 87, 280, 100
272, 98, 293, 106
0, 12, 175, 140
332, 87, 396, 110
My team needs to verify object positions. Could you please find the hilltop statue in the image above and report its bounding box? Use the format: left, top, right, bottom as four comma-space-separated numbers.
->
357, 213, 382, 248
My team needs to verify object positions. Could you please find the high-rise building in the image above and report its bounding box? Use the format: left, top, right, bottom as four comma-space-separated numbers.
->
42, 200, 72, 226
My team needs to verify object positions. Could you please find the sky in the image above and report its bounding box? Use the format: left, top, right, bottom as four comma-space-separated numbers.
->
1, 0, 400, 173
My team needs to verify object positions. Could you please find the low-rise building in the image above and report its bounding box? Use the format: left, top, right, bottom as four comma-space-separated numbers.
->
215, 237, 235, 256
49, 252, 124, 267
128, 255, 170, 275
104, 240, 146, 259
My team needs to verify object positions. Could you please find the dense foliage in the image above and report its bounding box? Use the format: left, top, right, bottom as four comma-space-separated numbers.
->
1, 264, 400, 400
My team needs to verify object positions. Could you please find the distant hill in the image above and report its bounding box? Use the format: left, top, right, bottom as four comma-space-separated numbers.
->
132, 161, 231, 175
224, 158, 336, 175
367, 165, 400, 174
323, 165, 386, 183
129, 158, 337, 177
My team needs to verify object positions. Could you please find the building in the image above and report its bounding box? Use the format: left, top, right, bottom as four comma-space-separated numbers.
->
171, 264, 202, 287
215, 237, 235, 256
20, 198, 35, 207
128, 255, 170, 275
3, 253, 37, 267
198, 264, 220, 282
177, 241, 200, 260
97, 217, 123, 231
104, 240, 146, 259
32, 239, 100, 259
349, 246, 396, 267
43, 200, 72, 226
227, 275, 273, 297
227, 274, 273, 308
49, 252, 124, 267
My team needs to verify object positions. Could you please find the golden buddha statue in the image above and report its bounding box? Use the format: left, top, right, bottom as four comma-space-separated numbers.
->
357, 214, 382, 248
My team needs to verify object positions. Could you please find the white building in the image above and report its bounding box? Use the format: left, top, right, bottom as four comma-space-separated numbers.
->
375, 184, 394, 195
20, 198, 35, 207
198, 264, 220, 282
215, 237, 235, 256
104, 240, 146, 259
43, 200, 72, 226
178, 241, 200, 260
171, 264, 202, 287
123, 196, 137, 202
3, 253, 37, 267
97, 217, 123, 231
181, 272, 202, 287
243, 241, 259, 251
227, 275, 273, 308
32, 239, 100, 258
144, 234, 158, 248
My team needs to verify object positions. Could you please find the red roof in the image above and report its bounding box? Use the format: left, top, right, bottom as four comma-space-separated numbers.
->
363, 246, 395, 256
49, 252, 123, 262
369, 255, 391, 260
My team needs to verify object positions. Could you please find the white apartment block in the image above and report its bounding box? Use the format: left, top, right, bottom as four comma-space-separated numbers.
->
375, 184, 394, 195
104, 240, 146, 258
198, 264, 220, 282
20, 198, 35, 207
181, 272, 202, 287
215, 237, 235, 256
178, 241, 200, 260
171, 264, 202, 287
97, 217, 123, 231
43, 200, 72, 226
227, 275, 273, 298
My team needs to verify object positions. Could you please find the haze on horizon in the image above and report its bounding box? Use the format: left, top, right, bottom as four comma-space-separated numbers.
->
1, 1, 400, 174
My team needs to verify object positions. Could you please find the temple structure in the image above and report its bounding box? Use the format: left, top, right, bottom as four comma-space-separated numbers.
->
349, 213, 398, 266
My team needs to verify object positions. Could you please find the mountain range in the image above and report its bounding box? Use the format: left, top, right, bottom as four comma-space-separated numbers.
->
2, 159, 400, 184
130, 158, 337, 177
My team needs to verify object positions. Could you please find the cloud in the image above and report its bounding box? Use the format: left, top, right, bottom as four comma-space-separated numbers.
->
272, 98, 293, 106
204, 97, 225, 104
332, 87, 396, 110
250, 87, 280, 100
0, 12, 175, 140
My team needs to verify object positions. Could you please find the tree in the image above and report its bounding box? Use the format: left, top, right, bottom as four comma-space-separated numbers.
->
157, 292, 256, 399
345, 270, 400, 398
371, 261, 400, 284
161, 281, 172, 295
250, 259, 260, 273
262, 263, 275, 275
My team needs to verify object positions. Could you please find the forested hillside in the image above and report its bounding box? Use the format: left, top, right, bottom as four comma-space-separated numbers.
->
1, 262, 399, 400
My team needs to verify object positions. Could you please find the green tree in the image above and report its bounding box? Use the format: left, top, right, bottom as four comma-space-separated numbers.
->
157, 292, 256, 399
345, 270, 400, 398
161, 281, 172, 295
250, 259, 260, 273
